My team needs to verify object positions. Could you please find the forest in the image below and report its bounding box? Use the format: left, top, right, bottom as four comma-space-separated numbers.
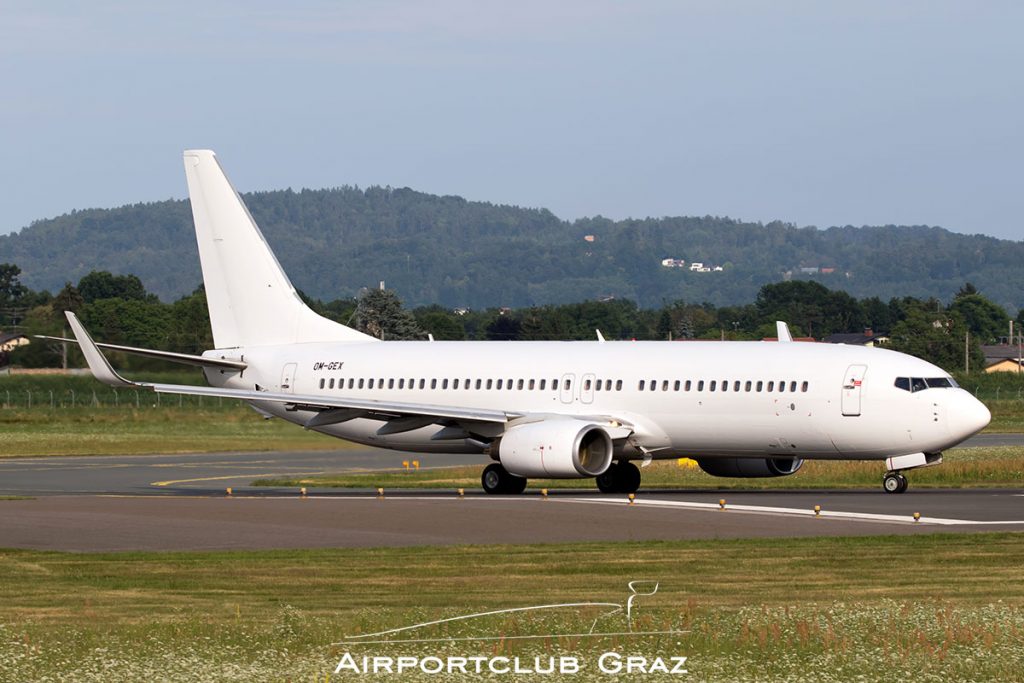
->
2, 185, 1023, 312
1, 261, 1020, 376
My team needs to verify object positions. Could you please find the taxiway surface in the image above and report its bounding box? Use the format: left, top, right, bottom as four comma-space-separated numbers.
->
0, 435, 1021, 551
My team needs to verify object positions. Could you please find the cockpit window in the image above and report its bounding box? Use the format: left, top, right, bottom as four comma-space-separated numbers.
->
895, 376, 956, 393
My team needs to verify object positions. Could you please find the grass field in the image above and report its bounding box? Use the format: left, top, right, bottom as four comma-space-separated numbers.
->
1, 533, 1022, 681
253, 445, 1024, 491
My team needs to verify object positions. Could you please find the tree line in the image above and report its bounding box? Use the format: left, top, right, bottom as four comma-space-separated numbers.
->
2, 262, 1020, 375
4, 185, 1024, 312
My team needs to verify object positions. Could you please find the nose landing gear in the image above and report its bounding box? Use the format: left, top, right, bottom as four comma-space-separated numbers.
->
883, 471, 908, 494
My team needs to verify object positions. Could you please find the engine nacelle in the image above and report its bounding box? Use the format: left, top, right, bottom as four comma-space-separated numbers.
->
696, 457, 804, 478
497, 420, 614, 478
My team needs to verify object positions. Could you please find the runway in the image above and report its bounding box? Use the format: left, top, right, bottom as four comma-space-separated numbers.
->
0, 435, 1021, 552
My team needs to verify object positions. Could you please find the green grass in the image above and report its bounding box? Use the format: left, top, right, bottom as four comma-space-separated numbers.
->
0, 406, 349, 457
1, 534, 1022, 681
254, 445, 1024, 490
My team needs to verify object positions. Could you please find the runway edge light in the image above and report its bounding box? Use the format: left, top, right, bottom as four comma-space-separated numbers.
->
719, 498, 726, 510
914, 512, 921, 523
814, 505, 821, 517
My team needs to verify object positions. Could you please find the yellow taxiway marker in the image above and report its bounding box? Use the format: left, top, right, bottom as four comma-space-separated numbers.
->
150, 471, 328, 487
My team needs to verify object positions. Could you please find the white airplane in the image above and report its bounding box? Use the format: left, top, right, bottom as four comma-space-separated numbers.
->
63, 150, 991, 495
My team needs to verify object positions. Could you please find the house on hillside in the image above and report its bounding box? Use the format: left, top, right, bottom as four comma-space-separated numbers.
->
980, 345, 1023, 373
822, 328, 889, 347
0, 331, 30, 369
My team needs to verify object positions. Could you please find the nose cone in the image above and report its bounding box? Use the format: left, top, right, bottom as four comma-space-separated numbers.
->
947, 391, 991, 443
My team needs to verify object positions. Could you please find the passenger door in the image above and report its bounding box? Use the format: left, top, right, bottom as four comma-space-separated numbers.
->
841, 364, 867, 416
280, 363, 297, 394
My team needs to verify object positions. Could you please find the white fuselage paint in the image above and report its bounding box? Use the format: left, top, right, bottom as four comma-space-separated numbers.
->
204, 339, 990, 462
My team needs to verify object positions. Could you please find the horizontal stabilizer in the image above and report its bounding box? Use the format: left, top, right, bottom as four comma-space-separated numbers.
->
36, 334, 246, 371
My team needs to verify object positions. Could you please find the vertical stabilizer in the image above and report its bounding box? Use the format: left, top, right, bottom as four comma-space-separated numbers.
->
183, 150, 375, 348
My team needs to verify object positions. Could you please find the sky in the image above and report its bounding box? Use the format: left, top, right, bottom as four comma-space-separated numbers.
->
1, 1, 1022, 239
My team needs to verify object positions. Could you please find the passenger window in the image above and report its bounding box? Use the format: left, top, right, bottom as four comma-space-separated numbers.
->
685, 380, 691, 391
476, 379, 482, 390
698, 380, 704, 391
778, 381, 785, 393
565, 380, 572, 390
616, 380, 623, 391
650, 380, 657, 392
368, 378, 375, 389
388, 379, 395, 389
734, 381, 741, 392
358, 378, 365, 389
595, 379, 602, 391
767, 381, 773, 392
379, 378, 384, 387
710, 380, 717, 391
529, 379, 536, 390
790, 381, 797, 392
319, 378, 325, 389
453, 379, 459, 389
517, 379, 524, 390
801, 381, 808, 392
639, 380, 645, 391
419, 379, 425, 389
486, 379, 493, 390
329, 378, 335, 389
756, 381, 763, 392
508, 379, 514, 390
721, 380, 727, 392
431, 379, 437, 389
399, 378, 405, 389
674, 380, 680, 391
745, 381, 752, 392
540, 379, 546, 390
662, 380, 669, 391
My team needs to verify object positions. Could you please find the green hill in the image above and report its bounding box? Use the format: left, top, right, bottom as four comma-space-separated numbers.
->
2, 186, 1022, 311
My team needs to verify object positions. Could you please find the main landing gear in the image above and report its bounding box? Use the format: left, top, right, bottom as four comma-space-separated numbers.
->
882, 471, 909, 494
481, 463, 527, 495
596, 461, 642, 494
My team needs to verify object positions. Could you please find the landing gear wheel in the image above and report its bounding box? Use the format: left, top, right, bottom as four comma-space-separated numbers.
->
618, 462, 641, 494
595, 462, 642, 494
481, 463, 527, 495
883, 472, 907, 494
596, 467, 619, 494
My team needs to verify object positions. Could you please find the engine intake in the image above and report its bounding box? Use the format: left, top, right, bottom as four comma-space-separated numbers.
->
497, 420, 614, 478
696, 457, 803, 478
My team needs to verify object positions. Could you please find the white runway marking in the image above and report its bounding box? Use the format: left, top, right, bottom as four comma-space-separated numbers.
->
571, 496, 1024, 526
207, 493, 1024, 526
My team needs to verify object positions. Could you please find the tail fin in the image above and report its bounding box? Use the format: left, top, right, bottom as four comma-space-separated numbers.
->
182, 150, 375, 348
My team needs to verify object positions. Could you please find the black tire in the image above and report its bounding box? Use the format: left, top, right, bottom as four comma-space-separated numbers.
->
596, 466, 620, 493
896, 474, 909, 494
481, 463, 526, 495
883, 473, 903, 494
618, 462, 642, 494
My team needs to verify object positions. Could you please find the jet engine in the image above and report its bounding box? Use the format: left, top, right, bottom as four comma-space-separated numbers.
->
496, 420, 614, 478
696, 457, 804, 478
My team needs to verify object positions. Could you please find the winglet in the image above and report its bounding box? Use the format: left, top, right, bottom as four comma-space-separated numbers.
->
776, 321, 793, 343
64, 312, 137, 387
596, 329, 606, 342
